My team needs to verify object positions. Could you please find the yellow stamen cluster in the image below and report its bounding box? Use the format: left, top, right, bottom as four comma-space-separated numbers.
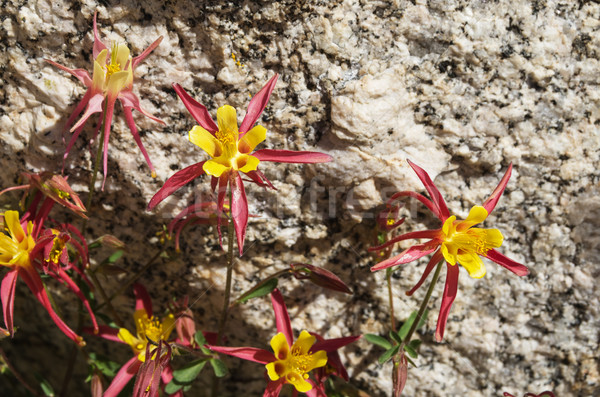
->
117, 309, 175, 361
439, 206, 504, 279
48, 235, 66, 264
266, 331, 327, 393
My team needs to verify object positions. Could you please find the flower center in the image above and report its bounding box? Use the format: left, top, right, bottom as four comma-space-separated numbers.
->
137, 315, 165, 343
48, 235, 66, 264
443, 227, 492, 256
106, 43, 122, 79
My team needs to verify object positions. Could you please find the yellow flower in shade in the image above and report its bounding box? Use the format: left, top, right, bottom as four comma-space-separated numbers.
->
0, 211, 35, 269
0, 211, 87, 344
439, 206, 504, 279
208, 289, 360, 395
266, 331, 328, 393
118, 308, 175, 361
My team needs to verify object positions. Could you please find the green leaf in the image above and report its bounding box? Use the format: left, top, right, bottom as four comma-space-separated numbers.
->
378, 344, 400, 364
403, 344, 418, 359
194, 330, 206, 346
397, 312, 417, 341
210, 358, 228, 378
416, 309, 428, 329
106, 250, 124, 264
405, 355, 417, 367
408, 339, 422, 351
172, 359, 207, 383
87, 353, 121, 378
365, 334, 392, 350
237, 278, 278, 304
164, 380, 183, 394
389, 330, 402, 345
34, 374, 55, 396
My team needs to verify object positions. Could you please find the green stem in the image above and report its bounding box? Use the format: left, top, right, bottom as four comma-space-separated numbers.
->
0, 347, 43, 397
216, 190, 235, 343
399, 260, 444, 351
212, 185, 235, 397
88, 270, 124, 327
386, 268, 396, 332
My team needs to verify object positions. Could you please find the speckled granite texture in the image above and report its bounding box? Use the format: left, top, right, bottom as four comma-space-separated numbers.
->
1, 0, 599, 396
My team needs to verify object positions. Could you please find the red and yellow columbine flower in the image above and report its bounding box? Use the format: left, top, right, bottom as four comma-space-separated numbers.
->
370, 160, 529, 341
0, 211, 87, 345
209, 289, 359, 396
93, 284, 178, 397
45, 11, 164, 187
148, 74, 332, 255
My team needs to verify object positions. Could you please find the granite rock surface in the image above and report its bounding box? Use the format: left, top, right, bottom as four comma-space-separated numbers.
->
0, 0, 599, 396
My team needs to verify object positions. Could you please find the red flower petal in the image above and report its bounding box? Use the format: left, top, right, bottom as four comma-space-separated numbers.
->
1, 269, 18, 336
147, 162, 206, 210
122, 106, 156, 177
483, 163, 513, 215
103, 356, 142, 397
134, 283, 153, 316
486, 249, 529, 276
263, 379, 285, 397
386, 190, 441, 221
406, 250, 444, 296
407, 160, 450, 221
239, 74, 278, 135
435, 263, 459, 342
371, 242, 439, 271
92, 11, 108, 60
207, 345, 275, 364
231, 173, 248, 256
131, 36, 163, 70
271, 288, 293, 346
311, 335, 361, 353
369, 229, 440, 252
253, 149, 332, 163
172, 84, 218, 133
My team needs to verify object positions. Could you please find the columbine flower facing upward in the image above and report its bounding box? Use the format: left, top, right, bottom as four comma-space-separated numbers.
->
92, 284, 177, 397
148, 74, 332, 255
370, 160, 529, 341
208, 289, 359, 396
45, 11, 164, 187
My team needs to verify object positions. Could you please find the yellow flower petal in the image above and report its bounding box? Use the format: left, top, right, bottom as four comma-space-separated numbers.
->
237, 154, 260, 173
239, 125, 266, 153
292, 330, 316, 356
216, 105, 239, 135
266, 361, 282, 381
485, 228, 504, 248
92, 60, 105, 91
189, 126, 220, 157
440, 243, 456, 266
106, 70, 129, 97
203, 159, 230, 177
114, 43, 130, 71
442, 216, 456, 236
457, 252, 486, 278
457, 206, 488, 231
4, 211, 24, 243
287, 372, 313, 393
270, 332, 290, 360
95, 49, 108, 65
117, 327, 143, 349
306, 349, 328, 371
160, 313, 176, 340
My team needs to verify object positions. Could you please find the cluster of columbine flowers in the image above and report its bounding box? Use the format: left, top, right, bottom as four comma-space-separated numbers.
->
0, 11, 531, 397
